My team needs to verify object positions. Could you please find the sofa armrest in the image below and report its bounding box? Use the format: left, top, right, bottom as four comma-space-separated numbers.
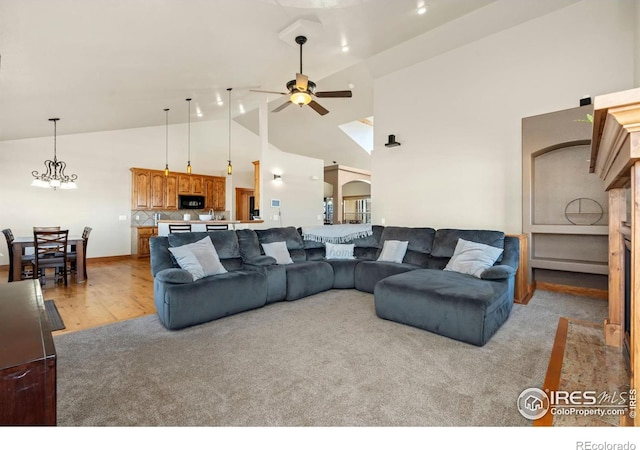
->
244, 255, 277, 266
156, 268, 193, 284
480, 264, 515, 280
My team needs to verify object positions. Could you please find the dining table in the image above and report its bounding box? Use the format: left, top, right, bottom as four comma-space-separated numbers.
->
12, 235, 85, 283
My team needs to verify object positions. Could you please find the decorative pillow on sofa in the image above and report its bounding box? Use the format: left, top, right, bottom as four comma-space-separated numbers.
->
377, 240, 409, 264
444, 238, 503, 278
261, 241, 293, 265
168, 236, 227, 281
325, 243, 355, 260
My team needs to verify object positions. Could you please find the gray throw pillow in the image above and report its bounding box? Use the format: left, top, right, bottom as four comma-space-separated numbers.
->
261, 241, 293, 265
168, 236, 227, 281
377, 240, 409, 264
444, 238, 503, 278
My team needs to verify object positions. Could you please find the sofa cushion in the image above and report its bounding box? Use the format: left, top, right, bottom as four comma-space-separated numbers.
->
378, 227, 435, 267
284, 261, 334, 301
430, 229, 505, 260
327, 259, 361, 289
262, 241, 294, 265
374, 269, 513, 346
168, 236, 228, 281
377, 240, 408, 263
354, 260, 421, 293
444, 238, 504, 278
168, 231, 243, 271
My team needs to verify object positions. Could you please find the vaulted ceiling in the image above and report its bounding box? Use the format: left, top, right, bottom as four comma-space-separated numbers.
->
0, 0, 575, 168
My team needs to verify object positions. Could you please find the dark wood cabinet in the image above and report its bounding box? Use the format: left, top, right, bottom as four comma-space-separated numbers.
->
0, 280, 56, 425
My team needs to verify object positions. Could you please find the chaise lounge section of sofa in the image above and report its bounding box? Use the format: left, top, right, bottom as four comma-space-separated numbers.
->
149, 225, 519, 346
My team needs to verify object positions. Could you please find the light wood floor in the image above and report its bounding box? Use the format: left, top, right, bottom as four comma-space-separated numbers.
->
0, 257, 156, 335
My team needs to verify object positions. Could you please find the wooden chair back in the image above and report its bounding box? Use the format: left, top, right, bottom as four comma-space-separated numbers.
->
33, 229, 69, 286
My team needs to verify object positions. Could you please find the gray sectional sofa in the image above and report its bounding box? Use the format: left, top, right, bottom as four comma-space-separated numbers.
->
149, 225, 519, 346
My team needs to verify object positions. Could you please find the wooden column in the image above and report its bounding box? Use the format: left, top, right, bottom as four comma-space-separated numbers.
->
591, 87, 640, 426
605, 188, 626, 347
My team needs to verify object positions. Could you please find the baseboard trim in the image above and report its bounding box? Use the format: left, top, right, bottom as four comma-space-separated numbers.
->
535, 281, 608, 300
514, 284, 535, 305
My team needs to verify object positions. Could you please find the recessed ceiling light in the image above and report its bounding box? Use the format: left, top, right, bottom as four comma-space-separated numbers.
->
417, 5, 427, 15
342, 45, 349, 53
217, 100, 224, 106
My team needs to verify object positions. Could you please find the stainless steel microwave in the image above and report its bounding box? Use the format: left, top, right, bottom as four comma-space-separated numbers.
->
179, 195, 205, 209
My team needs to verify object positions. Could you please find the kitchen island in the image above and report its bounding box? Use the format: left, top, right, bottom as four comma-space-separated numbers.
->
157, 219, 265, 236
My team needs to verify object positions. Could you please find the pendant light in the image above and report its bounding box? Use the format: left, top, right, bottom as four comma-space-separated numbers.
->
31, 118, 78, 189
186, 98, 192, 174
163, 108, 170, 176
227, 88, 232, 176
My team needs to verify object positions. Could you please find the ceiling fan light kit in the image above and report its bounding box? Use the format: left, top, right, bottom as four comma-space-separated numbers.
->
250, 35, 352, 116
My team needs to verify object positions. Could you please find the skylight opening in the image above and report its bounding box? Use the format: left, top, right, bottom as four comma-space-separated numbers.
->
338, 116, 373, 154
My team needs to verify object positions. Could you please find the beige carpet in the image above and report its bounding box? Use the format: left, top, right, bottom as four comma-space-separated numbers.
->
54, 288, 607, 426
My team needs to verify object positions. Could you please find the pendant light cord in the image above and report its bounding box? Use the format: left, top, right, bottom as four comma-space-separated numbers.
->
228, 88, 231, 162
164, 108, 169, 172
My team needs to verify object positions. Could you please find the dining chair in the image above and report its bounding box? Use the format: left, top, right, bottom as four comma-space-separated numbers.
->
69, 226, 92, 280
33, 226, 61, 231
2, 228, 34, 282
206, 224, 228, 231
32, 229, 69, 287
169, 224, 192, 233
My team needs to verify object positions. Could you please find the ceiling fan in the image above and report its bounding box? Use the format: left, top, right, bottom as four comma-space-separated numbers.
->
250, 35, 352, 116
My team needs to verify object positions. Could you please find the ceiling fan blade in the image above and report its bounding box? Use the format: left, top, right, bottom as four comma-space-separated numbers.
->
296, 73, 308, 92
250, 89, 288, 95
314, 90, 353, 98
308, 100, 329, 116
272, 101, 292, 113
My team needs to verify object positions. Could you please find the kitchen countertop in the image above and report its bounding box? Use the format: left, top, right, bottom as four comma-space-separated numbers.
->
157, 219, 240, 224
156, 219, 264, 224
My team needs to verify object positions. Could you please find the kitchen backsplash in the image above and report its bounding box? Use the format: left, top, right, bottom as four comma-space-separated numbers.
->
131, 210, 229, 226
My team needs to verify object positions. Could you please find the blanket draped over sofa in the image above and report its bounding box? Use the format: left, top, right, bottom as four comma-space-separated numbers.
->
301, 224, 373, 243
149, 225, 519, 346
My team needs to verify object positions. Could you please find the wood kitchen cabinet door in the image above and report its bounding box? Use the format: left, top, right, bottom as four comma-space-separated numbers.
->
165, 174, 178, 209
214, 177, 226, 211
131, 169, 151, 209
150, 172, 165, 209
178, 174, 204, 195
204, 177, 216, 209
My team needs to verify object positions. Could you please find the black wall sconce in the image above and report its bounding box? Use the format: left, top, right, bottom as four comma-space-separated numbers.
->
385, 134, 401, 147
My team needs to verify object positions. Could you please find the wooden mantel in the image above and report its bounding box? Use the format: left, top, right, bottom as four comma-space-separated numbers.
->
590, 87, 640, 426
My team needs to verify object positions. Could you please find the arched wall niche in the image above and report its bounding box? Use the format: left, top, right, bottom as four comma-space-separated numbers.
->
522, 104, 608, 292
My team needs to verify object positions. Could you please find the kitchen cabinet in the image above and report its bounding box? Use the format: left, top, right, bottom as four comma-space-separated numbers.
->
150, 172, 165, 209
131, 168, 225, 210
165, 174, 178, 209
131, 168, 164, 210
205, 177, 226, 211
132, 226, 157, 258
178, 174, 204, 195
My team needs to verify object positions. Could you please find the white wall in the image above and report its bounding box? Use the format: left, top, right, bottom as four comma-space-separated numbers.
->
0, 118, 323, 264
372, 0, 635, 233
259, 147, 325, 229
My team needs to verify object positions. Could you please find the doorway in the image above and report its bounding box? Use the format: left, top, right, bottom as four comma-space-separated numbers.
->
235, 188, 254, 221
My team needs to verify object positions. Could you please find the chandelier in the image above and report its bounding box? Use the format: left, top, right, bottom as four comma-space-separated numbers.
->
31, 118, 78, 189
